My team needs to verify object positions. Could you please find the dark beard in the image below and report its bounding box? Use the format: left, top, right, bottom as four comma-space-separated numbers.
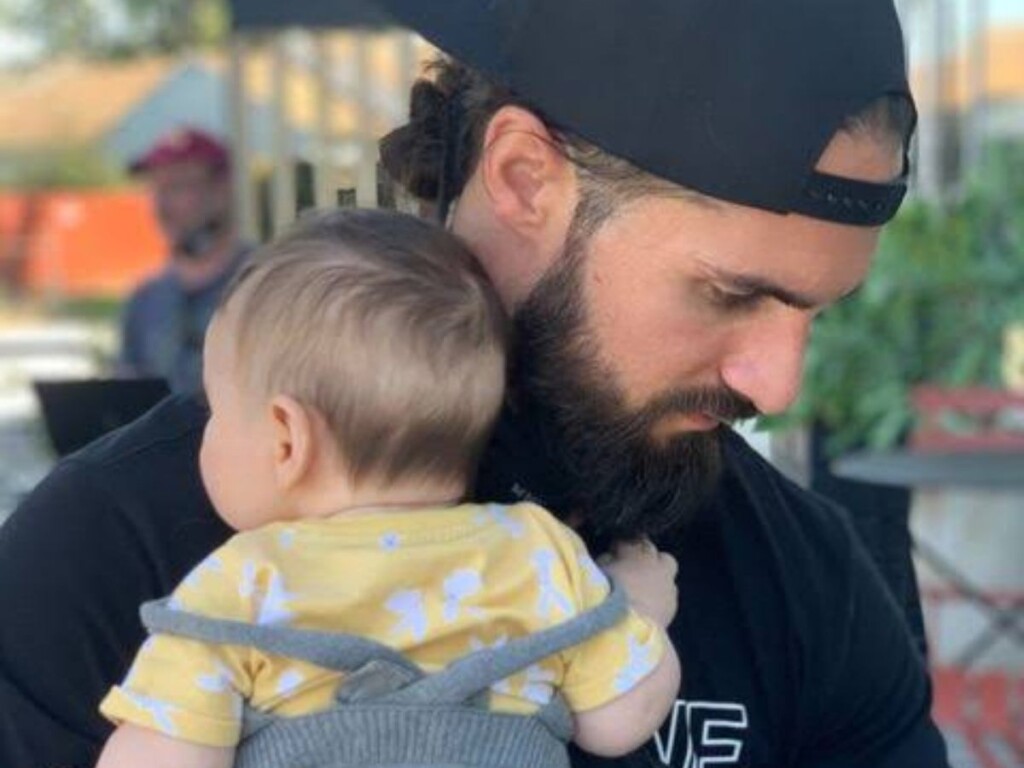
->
509, 240, 758, 547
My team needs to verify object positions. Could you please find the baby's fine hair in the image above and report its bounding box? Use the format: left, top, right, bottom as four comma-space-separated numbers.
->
219, 208, 508, 487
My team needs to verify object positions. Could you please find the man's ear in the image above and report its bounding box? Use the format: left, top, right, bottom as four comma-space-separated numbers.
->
478, 105, 577, 247
268, 395, 315, 492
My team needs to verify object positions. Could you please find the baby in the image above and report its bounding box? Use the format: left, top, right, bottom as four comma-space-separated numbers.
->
97, 208, 680, 768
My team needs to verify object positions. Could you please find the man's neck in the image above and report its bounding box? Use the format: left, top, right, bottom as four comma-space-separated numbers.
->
171, 230, 240, 291
475, 400, 577, 514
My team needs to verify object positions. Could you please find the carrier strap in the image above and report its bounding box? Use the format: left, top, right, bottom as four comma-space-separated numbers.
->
141, 600, 422, 676
141, 575, 628, 706
384, 580, 628, 705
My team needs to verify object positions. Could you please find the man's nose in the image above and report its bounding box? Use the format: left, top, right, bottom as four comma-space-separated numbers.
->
719, 309, 812, 417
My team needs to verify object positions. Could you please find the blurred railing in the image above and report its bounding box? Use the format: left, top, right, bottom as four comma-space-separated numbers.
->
227, 12, 421, 242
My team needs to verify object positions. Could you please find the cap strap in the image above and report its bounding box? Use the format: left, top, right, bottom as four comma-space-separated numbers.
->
794, 170, 908, 226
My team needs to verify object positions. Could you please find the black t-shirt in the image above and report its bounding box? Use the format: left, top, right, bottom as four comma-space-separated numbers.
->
0, 395, 949, 767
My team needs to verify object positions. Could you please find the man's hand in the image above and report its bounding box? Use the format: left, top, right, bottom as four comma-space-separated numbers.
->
599, 540, 678, 627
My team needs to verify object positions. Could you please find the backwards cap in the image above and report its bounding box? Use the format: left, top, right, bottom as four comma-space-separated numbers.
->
129, 127, 231, 176
375, 0, 916, 226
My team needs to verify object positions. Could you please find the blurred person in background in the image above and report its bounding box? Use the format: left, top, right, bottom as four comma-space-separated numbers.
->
119, 127, 248, 394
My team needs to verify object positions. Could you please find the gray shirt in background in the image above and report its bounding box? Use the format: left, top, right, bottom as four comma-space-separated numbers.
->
118, 250, 247, 394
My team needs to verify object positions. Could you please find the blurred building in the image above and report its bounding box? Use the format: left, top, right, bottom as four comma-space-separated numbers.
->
0, 57, 233, 184
900, 0, 1024, 198
224, 28, 428, 241
0, 34, 424, 191
0, 33, 428, 298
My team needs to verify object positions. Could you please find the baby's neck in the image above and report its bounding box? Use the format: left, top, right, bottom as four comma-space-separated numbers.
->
289, 475, 466, 521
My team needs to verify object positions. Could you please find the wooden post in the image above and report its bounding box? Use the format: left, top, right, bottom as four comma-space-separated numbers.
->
355, 34, 377, 208
228, 33, 258, 241
271, 34, 296, 235
313, 33, 335, 209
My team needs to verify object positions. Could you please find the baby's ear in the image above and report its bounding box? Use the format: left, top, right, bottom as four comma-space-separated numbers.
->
268, 394, 314, 491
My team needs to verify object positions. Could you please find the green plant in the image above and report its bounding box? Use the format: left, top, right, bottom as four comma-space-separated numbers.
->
48, 296, 125, 323
772, 142, 1024, 455
4, 146, 125, 189
0, 0, 228, 62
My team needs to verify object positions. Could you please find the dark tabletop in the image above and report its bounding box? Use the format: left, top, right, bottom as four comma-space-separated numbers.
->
832, 450, 1024, 490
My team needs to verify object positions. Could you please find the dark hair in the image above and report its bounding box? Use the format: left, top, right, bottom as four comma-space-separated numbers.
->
381, 57, 916, 228
220, 208, 508, 489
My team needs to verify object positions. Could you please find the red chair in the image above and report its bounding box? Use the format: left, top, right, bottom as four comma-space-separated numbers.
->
932, 666, 1024, 768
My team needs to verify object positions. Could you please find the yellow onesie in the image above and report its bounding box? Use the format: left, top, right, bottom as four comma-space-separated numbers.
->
101, 502, 665, 747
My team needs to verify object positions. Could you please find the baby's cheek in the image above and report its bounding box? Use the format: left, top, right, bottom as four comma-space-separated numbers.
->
198, 435, 214, 493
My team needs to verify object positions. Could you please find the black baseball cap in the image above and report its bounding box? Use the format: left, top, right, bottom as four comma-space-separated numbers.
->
374, 0, 916, 226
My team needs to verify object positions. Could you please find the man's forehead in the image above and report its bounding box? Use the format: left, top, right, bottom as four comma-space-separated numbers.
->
149, 161, 217, 183
815, 130, 905, 186
591, 189, 879, 302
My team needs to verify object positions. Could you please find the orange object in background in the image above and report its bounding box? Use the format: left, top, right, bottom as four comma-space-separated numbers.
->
0, 189, 167, 298
931, 666, 1024, 768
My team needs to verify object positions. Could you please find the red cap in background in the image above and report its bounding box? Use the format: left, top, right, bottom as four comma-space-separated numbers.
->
129, 127, 231, 175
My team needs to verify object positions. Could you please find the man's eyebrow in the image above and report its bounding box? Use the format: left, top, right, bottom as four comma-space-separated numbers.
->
709, 266, 859, 311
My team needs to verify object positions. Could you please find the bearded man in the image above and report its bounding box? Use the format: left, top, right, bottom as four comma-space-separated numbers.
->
0, 2, 948, 766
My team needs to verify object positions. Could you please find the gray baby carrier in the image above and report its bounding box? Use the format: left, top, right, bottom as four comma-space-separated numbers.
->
140, 579, 627, 768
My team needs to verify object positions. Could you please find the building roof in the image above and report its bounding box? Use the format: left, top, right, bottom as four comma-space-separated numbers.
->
0, 57, 181, 152
0, 35, 433, 157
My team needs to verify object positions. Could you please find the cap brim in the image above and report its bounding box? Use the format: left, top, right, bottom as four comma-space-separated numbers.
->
372, 0, 504, 74
127, 153, 230, 176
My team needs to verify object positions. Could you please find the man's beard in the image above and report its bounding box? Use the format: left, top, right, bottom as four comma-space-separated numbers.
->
510, 232, 758, 546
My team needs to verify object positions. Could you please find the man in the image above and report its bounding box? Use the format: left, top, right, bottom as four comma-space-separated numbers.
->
0, 1, 949, 766
119, 127, 247, 394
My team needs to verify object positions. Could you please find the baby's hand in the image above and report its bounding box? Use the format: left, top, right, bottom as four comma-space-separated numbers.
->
599, 540, 678, 628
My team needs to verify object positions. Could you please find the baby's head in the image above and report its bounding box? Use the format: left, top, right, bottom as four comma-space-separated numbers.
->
199, 208, 507, 530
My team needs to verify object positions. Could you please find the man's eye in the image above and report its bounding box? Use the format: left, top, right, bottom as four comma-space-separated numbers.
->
708, 284, 760, 310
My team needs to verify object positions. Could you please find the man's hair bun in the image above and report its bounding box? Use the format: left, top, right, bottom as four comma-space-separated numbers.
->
380, 78, 449, 202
